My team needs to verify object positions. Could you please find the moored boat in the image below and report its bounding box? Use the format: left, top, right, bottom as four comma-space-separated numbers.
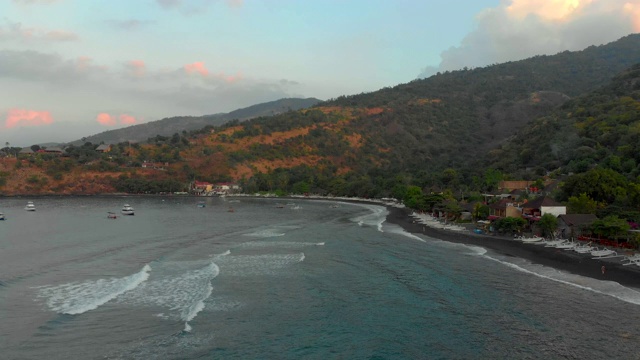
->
0, 212, 4, 220
121, 204, 135, 215
25, 201, 36, 211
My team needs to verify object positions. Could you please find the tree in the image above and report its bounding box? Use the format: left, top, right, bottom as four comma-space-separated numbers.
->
567, 193, 598, 214
591, 215, 631, 239
494, 217, 527, 234
472, 202, 490, 220
538, 213, 559, 237
403, 185, 423, 209
483, 168, 503, 191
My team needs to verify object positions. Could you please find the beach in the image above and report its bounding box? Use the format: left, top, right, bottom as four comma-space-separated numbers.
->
385, 205, 640, 290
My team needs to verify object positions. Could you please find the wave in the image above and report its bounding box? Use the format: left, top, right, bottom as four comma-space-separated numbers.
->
215, 253, 305, 276
118, 261, 220, 330
37, 264, 151, 315
485, 255, 640, 306
386, 226, 426, 243
349, 204, 388, 233
242, 229, 286, 238
214, 250, 231, 257
240, 241, 324, 249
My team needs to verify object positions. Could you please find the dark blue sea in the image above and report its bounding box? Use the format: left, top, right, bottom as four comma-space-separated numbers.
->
1, 196, 639, 359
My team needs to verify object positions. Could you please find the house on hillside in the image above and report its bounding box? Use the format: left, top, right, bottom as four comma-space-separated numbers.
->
557, 214, 598, 239
96, 144, 112, 153
488, 199, 522, 220
192, 181, 214, 195
214, 182, 241, 195
522, 196, 566, 219
498, 181, 535, 191
19, 147, 34, 156
38, 146, 64, 155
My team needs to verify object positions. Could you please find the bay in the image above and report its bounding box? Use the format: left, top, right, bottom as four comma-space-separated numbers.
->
0, 196, 639, 359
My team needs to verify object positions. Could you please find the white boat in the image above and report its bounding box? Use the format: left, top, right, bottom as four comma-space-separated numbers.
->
573, 245, 594, 254
121, 204, 135, 215
590, 248, 617, 258
520, 236, 544, 243
0, 212, 4, 220
24, 201, 36, 211
554, 241, 576, 250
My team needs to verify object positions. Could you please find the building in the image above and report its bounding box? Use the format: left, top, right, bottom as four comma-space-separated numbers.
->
488, 198, 523, 220
193, 181, 214, 194
557, 214, 598, 239
522, 196, 566, 218
96, 144, 112, 153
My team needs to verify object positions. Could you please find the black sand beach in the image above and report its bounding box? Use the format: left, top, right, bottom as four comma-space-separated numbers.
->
385, 206, 640, 290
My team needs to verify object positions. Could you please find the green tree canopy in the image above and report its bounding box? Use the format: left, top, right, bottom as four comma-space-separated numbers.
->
567, 193, 599, 214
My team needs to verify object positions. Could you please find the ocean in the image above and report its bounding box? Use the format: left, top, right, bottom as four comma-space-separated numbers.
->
1, 196, 639, 359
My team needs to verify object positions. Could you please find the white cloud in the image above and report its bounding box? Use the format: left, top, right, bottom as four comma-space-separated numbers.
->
0, 21, 79, 43
419, 0, 639, 77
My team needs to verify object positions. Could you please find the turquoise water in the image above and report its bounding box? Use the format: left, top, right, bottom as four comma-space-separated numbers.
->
1, 196, 639, 359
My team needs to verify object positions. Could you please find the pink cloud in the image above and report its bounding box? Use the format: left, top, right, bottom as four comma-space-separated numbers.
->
96, 113, 116, 126
5, 109, 53, 129
224, 72, 243, 84
624, 2, 640, 31
184, 61, 209, 76
97, 113, 138, 126
127, 59, 146, 77
119, 114, 137, 125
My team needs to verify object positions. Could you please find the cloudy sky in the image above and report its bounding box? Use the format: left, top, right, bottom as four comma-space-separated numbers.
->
2, 0, 639, 146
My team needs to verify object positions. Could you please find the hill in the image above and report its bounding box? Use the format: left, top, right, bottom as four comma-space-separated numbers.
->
487, 63, 640, 179
3, 34, 640, 203
74, 97, 321, 145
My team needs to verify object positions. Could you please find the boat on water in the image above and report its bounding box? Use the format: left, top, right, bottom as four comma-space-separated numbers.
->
0, 212, 4, 220
121, 204, 135, 215
197, 201, 206, 208
107, 212, 118, 219
24, 201, 36, 212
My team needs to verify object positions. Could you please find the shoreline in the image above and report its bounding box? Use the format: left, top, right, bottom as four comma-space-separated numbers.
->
384, 206, 640, 290
3, 193, 640, 289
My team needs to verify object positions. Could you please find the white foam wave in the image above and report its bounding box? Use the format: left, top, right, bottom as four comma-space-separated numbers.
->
216, 253, 305, 276
316, 242, 325, 246
240, 241, 322, 249
350, 204, 388, 233
386, 226, 426, 243
243, 229, 286, 238
485, 255, 640, 306
118, 261, 220, 326
214, 250, 231, 257
38, 264, 151, 315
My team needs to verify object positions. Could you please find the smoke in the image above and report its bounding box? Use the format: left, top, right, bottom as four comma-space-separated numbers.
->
419, 0, 640, 78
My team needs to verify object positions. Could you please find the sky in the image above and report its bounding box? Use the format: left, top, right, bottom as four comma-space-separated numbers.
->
1, 0, 640, 146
